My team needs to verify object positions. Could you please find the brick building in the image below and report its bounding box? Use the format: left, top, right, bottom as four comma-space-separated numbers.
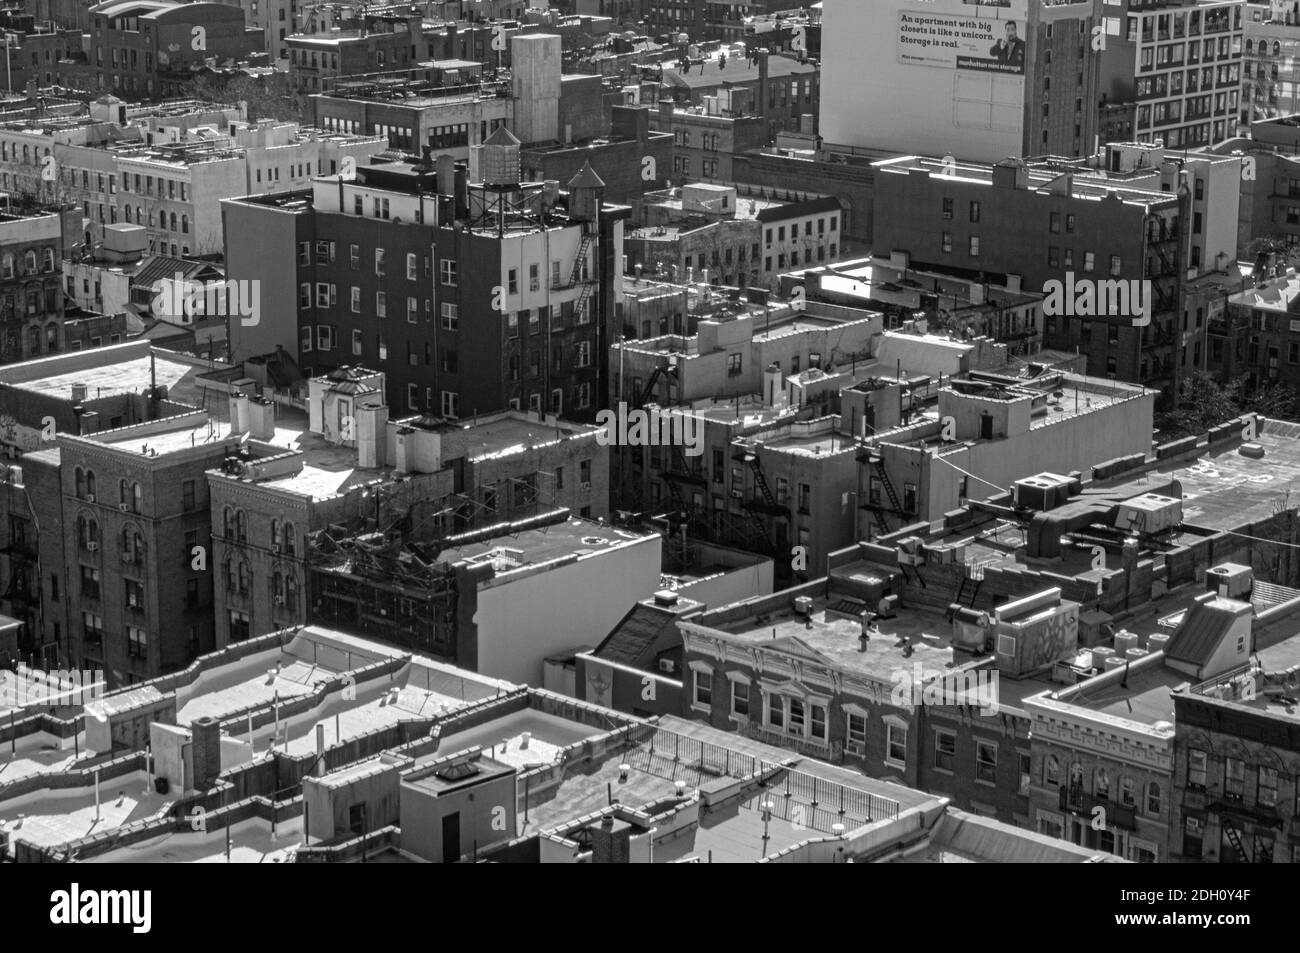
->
86, 0, 263, 100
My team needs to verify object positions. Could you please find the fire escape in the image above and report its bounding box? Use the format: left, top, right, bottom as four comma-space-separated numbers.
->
857, 443, 903, 537
1143, 212, 1183, 390
725, 446, 780, 558
567, 231, 596, 323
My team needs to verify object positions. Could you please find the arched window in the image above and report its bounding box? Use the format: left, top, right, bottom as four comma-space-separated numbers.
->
283, 522, 295, 556
169, 212, 176, 232
1, 254, 12, 278
1246, 39, 1253, 54
75, 466, 85, 498
122, 525, 144, 563
42, 248, 54, 273
78, 513, 99, 548
235, 509, 247, 542
23, 251, 36, 275
223, 506, 234, 538
1094, 768, 1110, 801
25, 324, 38, 355
1120, 776, 1136, 807
237, 560, 251, 593
181, 214, 188, 234
224, 555, 236, 592
123, 206, 131, 224
1275, 41, 1282, 56
1069, 762, 1083, 787
119, 478, 129, 506
285, 574, 299, 611
85, 469, 96, 499
132, 482, 142, 513
1044, 755, 1060, 786
45, 323, 58, 351
135, 205, 143, 225
1146, 781, 1162, 816
272, 571, 284, 601
271, 519, 281, 550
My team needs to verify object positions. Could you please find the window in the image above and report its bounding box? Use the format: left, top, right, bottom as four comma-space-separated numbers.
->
969, 201, 981, 223
1109, 254, 1122, 276
124, 578, 144, 609
810, 704, 826, 741
440, 302, 459, 331
886, 720, 907, 767
942, 197, 953, 220
352, 329, 363, 355
1188, 749, 1208, 788
847, 712, 867, 752
1045, 755, 1060, 786
440, 391, 459, 419
181, 479, 195, 511
1146, 781, 1162, 816
969, 236, 980, 256
788, 698, 805, 736
934, 729, 956, 772
693, 668, 713, 708
1224, 757, 1244, 800
374, 248, 386, 276
406, 253, 417, 280
797, 483, 811, 514
349, 244, 360, 269
731, 679, 749, 717
976, 741, 997, 783
1258, 765, 1279, 807
767, 692, 783, 729
529, 263, 540, 292
376, 291, 386, 318
80, 565, 100, 599
1094, 768, 1111, 801
440, 259, 457, 285
1120, 777, 1136, 807
407, 297, 418, 323
727, 353, 741, 376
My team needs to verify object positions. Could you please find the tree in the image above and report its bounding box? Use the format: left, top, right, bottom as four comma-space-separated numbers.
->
1155, 370, 1244, 440
190, 72, 309, 125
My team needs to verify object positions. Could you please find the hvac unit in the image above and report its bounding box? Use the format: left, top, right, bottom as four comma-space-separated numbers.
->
658, 658, 676, 674
86, 542, 99, 552
1205, 562, 1253, 600
793, 595, 814, 617
119, 503, 130, 512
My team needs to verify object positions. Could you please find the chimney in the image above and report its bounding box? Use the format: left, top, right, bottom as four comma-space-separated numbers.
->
763, 362, 784, 407
245, 396, 275, 441
757, 49, 770, 124
190, 716, 222, 790
590, 814, 632, 863
229, 391, 249, 435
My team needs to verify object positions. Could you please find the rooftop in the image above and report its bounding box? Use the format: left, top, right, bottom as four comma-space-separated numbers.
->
662, 53, 816, 90
442, 518, 653, 574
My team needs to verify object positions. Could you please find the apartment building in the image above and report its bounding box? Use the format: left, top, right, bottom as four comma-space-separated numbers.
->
23, 410, 237, 686
872, 154, 1186, 395
1210, 260, 1300, 391
223, 140, 627, 421
0, 203, 82, 361
652, 95, 766, 185
660, 50, 817, 139
207, 369, 610, 646
86, 0, 263, 99
626, 182, 843, 290
1243, 0, 1300, 123
1171, 624, 1300, 863
0, 14, 84, 92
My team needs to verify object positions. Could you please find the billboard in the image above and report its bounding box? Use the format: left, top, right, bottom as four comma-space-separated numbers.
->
898, 10, 1026, 76
821, 0, 1030, 163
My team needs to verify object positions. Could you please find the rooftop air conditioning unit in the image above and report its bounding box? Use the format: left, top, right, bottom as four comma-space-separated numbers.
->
87, 542, 99, 552
119, 503, 130, 512
658, 658, 675, 674
793, 595, 813, 616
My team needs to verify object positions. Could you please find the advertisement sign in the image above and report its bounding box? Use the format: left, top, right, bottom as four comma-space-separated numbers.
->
898, 9, 1026, 76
